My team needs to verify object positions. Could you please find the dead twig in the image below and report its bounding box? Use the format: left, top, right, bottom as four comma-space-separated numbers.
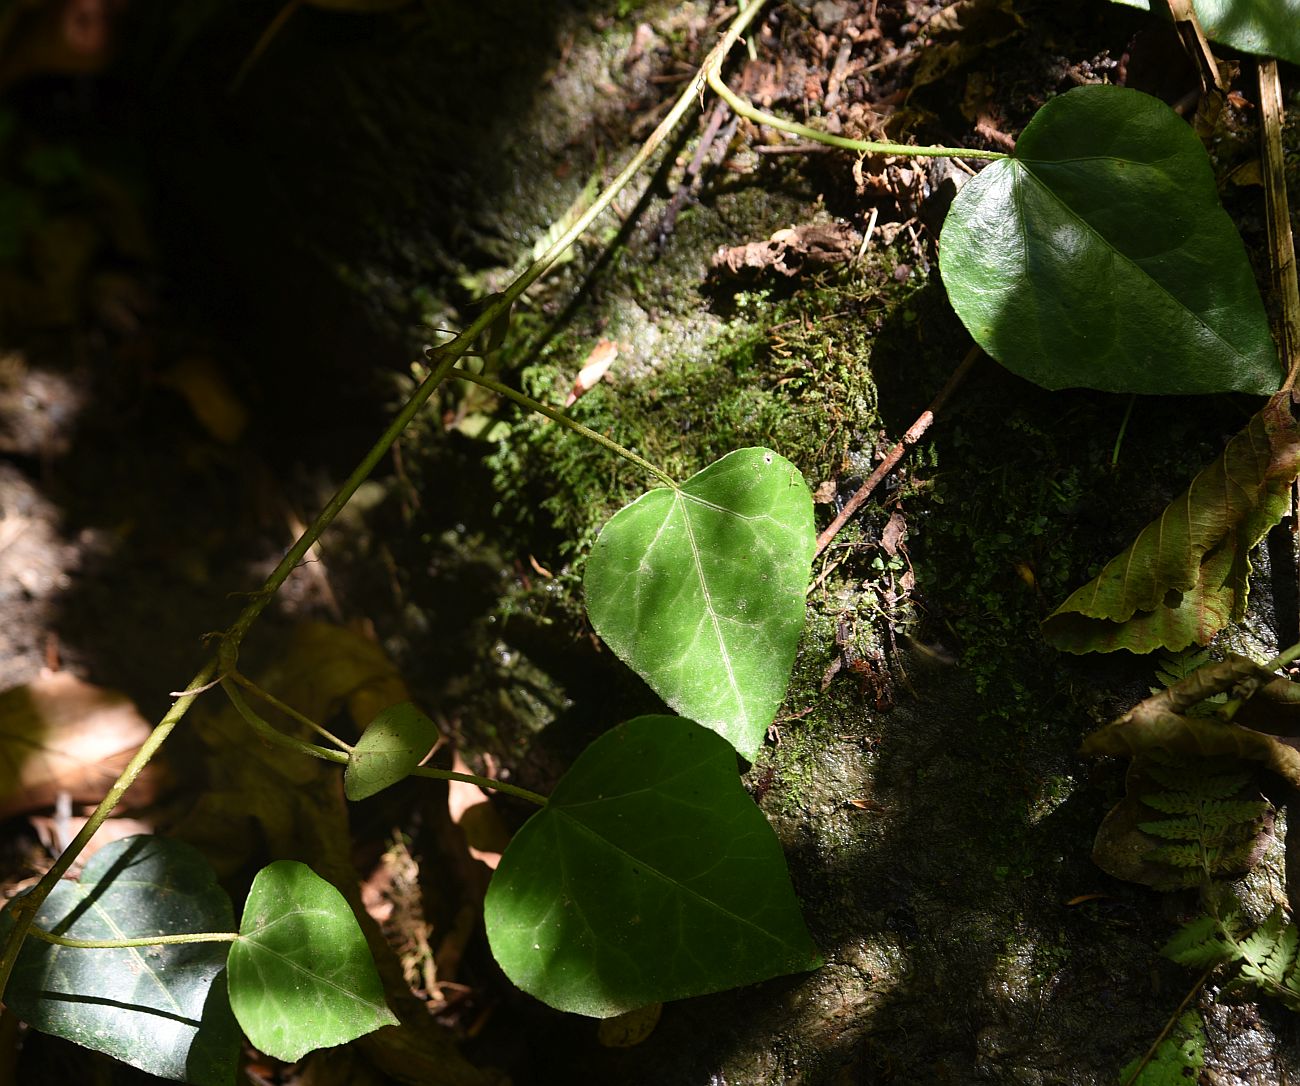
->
1260, 59, 1300, 388
814, 345, 981, 558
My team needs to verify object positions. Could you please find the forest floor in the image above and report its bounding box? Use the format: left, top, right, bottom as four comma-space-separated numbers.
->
0, 0, 1298, 1083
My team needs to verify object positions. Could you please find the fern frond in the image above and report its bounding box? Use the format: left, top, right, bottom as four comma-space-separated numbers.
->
1141, 791, 1201, 816
1138, 817, 1203, 840
1162, 915, 1238, 968
1238, 910, 1298, 990
1149, 843, 1205, 869
1200, 799, 1271, 828
1143, 760, 1250, 798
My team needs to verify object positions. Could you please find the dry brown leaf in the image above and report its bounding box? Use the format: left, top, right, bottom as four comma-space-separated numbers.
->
0, 672, 163, 821
880, 510, 907, 556
564, 338, 619, 408
597, 1002, 662, 1047
265, 621, 411, 739
711, 223, 859, 280
447, 752, 508, 870
158, 356, 249, 444
1082, 654, 1300, 786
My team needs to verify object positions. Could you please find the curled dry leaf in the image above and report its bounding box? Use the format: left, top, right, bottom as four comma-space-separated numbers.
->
447, 752, 508, 870
564, 338, 619, 408
1082, 654, 1300, 787
1043, 390, 1300, 655
0, 672, 163, 821
711, 223, 859, 280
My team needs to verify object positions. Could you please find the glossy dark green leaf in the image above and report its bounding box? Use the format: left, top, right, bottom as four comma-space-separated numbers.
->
1112, 0, 1300, 66
584, 448, 815, 761
0, 835, 239, 1086
227, 861, 397, 1062
940, 84, 1280, 395
1043, 391, 1300, 653
344, 701, 438, 801
484, 715, 822, 1017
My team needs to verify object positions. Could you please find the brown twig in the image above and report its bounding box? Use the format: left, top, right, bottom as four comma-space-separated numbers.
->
814, 345, 981, 558
1259, 59, 1300, 389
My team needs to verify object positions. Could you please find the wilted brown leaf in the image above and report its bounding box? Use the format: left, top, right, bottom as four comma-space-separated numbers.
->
597, 1003, 662, 1047
1044, 391, 1300, 655
1090, 756, 1273, 890
1082, 654, 1300, 787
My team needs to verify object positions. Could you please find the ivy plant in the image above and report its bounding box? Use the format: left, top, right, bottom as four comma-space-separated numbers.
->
0, 0, 1292, 1081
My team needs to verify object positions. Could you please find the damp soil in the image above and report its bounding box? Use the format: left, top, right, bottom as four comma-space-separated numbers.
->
1, 1, 1299, 1084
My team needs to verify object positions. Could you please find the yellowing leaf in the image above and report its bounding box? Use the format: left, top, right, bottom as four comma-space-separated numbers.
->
1043, 391, 1300, 654
158, 357, 249, 444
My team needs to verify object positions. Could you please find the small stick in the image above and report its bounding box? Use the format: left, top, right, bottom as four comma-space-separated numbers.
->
1259, 59, 1300, 389
814, 346, 981, 558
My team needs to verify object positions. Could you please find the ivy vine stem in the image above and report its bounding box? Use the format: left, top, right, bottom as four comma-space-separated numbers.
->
221, 678, 548, 807
26, 928, 239, 950
706, 3, 1008, 163
453, 368, 678, 488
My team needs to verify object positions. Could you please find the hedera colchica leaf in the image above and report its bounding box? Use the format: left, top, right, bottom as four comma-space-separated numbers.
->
226, 860, 397, 1062
584, 448, 815, 762
940, 84, 1280, 396
1111, 0, 1300, 67
483, 715, 822, 1017
344, 701, 438, 801
0, 835, 239, 1086
1042, 391, 1300, 655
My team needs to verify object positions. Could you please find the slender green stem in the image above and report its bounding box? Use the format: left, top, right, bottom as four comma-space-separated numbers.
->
706, 19, 1007, 162
222, 679, 548, 806
1267, 639, 1300, 673
454, 368, 678, 488
1110, 394, 1136, 469
230, 670, 354, 752
27, 927, 238, 950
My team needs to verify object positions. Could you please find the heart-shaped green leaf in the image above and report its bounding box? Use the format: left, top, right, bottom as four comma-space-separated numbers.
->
1111, 0, 1300, 66
344, 701, 438, 800
227, 861, 397, 1062
940, 84, 1280, 395
0, 835, 239, 1086
484, 715, 822, 1017
584, 448, 815, 761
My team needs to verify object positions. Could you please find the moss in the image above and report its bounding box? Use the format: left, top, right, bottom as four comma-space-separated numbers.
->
482, 266, 889, 566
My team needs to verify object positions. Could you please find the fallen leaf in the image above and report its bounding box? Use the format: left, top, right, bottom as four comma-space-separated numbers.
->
447, 752, 508, 869
564, 339, 619, 408
597, 1003, 662, 1047
1082, 655, 1300, 788
711, 223, 860, 280
0, 672, 163, 821
158, 356, 249, 444
1043, 390, 1300, 654
880, 509, 907, 556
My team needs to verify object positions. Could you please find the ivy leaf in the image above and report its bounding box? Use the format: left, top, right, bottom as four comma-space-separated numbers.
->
1043, 391, 1300, 654
584, 448, 815, 761
940, 84, 1280, 395
227, 861, 398, 1062
1111, 0, 1300, 66
0, 835, 239, 1086
483, 715, 822, 1017
344, 701, 438, 801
